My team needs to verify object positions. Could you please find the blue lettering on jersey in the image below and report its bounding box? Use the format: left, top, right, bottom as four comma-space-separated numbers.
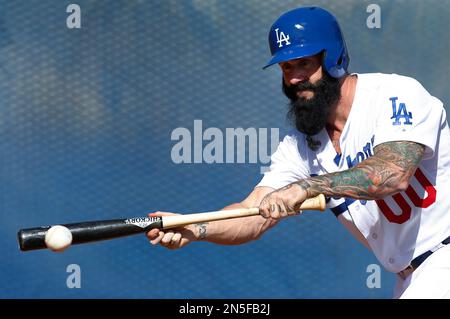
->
346, 135, 375, 168
390, 97, 413, 126
333, 153, 342, 166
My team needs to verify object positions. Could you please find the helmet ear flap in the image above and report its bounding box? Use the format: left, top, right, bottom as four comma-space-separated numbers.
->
320, 50, 327, 68
320, 50, 333, 77
337, 42, 350, 69
336, 46, 350, 77
324, 45, 349, 78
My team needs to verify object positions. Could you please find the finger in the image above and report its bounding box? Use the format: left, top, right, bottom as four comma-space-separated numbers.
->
270, 203, 281, 219
161, 231, 175, 244
167, 237, 191, 250
259, 201, 271, 218
171, 232, 182, 246
286, 205, 297, 216
146, 228, 160, 240
148, 211, 176, 217
278, 203, 289, 218
179, 238, 190, 248
150, 231, 165, 245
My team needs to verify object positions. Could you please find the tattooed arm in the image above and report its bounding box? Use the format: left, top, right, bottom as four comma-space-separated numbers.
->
147, 186, 279, 248
259, 141, 425, 218
299, 141, 425, 199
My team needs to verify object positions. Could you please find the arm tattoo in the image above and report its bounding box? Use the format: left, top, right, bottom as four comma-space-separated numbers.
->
296, 141, 425, 200
196, 223, 208, 240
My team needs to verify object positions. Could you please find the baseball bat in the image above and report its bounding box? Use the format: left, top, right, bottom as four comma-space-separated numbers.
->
18, 194, 326, 251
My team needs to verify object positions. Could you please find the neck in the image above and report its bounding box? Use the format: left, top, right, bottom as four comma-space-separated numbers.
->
326, 74, 357, 133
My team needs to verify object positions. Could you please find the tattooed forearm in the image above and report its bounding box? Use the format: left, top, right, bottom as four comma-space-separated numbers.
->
196, 223, 208, 240
297, 141, 425, 200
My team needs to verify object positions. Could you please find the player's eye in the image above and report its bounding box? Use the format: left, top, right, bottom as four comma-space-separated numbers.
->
280, 63, 292, 71
297, 60, 309, 67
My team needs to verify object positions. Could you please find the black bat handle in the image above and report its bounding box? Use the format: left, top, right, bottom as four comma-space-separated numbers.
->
18, 217, 163, 251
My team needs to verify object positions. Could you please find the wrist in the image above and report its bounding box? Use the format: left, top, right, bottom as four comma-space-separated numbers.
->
295, 180, 314, 198
193, 223, 208, 241
290, 182, 309, 202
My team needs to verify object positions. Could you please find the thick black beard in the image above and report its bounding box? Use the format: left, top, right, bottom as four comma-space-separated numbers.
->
284, 72, 341, 136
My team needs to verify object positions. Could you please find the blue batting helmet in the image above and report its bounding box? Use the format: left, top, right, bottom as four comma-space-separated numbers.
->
263, 7, 349, 78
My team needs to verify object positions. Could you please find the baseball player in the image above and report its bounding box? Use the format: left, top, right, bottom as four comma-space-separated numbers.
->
147, 7, 450, 298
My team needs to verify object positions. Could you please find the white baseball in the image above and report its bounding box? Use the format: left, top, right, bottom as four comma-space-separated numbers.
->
45, 225, 73, 252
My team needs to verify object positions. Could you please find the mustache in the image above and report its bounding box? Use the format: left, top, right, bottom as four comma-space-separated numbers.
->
293, 81, 318, 92
282, 80, 322, 101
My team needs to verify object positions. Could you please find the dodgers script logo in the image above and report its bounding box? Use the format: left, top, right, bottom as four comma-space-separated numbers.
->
275, 28, 290, 47
346, 135, 375, 168
390, 97, 413, 125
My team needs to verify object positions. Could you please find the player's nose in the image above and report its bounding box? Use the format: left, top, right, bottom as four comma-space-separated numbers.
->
287, 72, 309, 86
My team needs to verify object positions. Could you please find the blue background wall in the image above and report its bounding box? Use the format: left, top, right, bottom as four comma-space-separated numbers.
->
1, 0, 448, 298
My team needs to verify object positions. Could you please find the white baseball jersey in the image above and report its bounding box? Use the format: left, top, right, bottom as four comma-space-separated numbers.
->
257, 73, 450, 273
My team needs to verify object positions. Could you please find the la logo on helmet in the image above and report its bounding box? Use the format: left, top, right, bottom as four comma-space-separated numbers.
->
274, 28, 290, 47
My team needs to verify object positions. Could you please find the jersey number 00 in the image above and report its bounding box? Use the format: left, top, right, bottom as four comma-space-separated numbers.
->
376, 168, 436, 224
